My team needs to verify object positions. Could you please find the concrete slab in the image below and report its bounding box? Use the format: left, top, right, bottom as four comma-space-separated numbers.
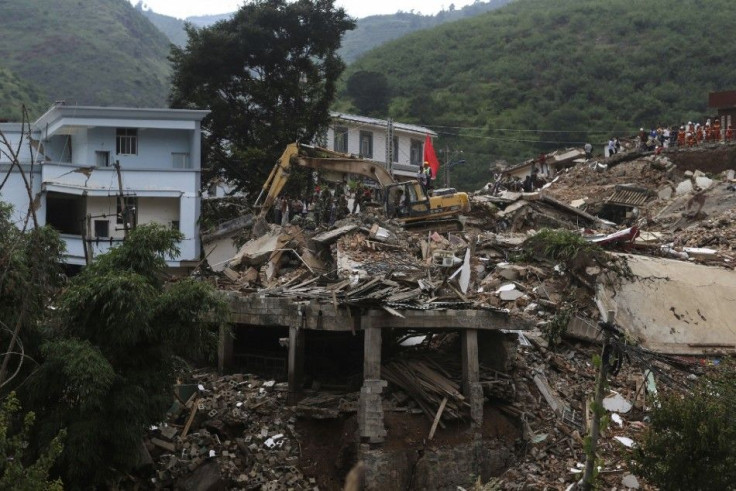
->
229, 230, 286, 267
598, 254, 736, 355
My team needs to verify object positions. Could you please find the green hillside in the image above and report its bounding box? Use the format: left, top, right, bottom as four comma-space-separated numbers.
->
139, 1, 509, 61
338, 0, 736, 191
136, 2, 188, 47
0, 67, 47, 121
339, 1, 512, 63
0, 0, 173, 118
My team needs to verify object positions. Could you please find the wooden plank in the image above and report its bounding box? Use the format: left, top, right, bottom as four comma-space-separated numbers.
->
181, 402, 198, 438
428, 397, 448, 441
533, 372, 562, 415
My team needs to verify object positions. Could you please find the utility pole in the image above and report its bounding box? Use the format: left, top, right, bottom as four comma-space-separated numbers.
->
114, 160, 129, 239
582, 309, 617, 490
444, 145, 450, 187
385, 118, 394, 174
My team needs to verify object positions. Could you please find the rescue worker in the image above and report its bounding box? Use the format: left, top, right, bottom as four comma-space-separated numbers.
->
352, 183, 364, 214
677, 126, 686, 146
423, 161, 433, 183
714, 118, 722, 142
726, 125, 733, 142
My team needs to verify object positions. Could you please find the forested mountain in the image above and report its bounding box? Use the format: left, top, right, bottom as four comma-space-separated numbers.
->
336, 0, 736, 191
0, 0, 173, 119
139, 1, 510, 63
339, 0, 512, 63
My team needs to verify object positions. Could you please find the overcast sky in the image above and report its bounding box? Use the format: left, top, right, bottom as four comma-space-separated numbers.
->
133, 0, 478, 20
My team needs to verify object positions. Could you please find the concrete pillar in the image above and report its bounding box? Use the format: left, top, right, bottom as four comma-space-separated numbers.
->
461, 329, 483, 429
218, 324, 234, 374
359, 327, 387, 443
363, 326, 382, 379
287, 326, 306, 405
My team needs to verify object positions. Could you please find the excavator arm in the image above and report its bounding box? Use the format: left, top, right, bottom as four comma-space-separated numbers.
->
254, 143, 395, 219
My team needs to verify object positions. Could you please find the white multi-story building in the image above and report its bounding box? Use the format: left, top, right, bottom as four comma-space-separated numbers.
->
324, 112, 437, 180
0, 103, 208, 268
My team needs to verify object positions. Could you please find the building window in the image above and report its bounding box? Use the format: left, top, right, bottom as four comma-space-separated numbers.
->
392, 136, 399, 163
171, 220, 180, 231
116, 197, 137, 228
333, 126, 348, 153
94, 220, 109, 238
61, 135, 72, 163
359, 131, 373, 158
410, 139, 423, 166
116, 128, 137, 155
95, 151, 110, 167
172, 152, 191, 169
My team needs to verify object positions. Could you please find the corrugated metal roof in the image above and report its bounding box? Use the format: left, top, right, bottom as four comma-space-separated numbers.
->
606, 185, 653, 207
330, 112, 437, 137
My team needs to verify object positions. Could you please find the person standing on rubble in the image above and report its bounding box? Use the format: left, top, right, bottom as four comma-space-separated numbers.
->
418, 162, 428, 189
714, 118, 722, 142
319, 188, 332, 227
280, 195, 290, 226
608, 138, 616, 157
274, 196, 283, 224
423, 162, 434, 192
638, 128, 648, 151
584, 142, 593, 159
352, 182, 364, 214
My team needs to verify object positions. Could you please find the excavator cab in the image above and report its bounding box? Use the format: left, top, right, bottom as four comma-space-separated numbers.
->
385, 181, 431, 219
384, 180, 469, 231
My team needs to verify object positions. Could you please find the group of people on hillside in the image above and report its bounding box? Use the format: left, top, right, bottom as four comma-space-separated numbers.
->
638, 119, 734, 151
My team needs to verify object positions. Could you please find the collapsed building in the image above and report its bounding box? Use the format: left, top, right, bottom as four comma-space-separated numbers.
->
144, 141, 736, 490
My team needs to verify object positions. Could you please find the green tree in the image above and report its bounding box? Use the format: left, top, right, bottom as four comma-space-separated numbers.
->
0, 201, 66, 391
346, 70, 391, 116
23, 224, 228, 487
631, 362, 736, 489
0, 392, 65, 490
1, 114, 67, 392
169, 0, 355, 193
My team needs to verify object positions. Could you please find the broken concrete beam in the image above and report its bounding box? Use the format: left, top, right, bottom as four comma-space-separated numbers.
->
532, 372, 563, 416
229, 231, 289, 268
539, 194, 605, 227
311, 224, 358, 246
201, 213, 254, 244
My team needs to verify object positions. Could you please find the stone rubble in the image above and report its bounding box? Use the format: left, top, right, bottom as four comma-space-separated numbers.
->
181, 141, 736, 489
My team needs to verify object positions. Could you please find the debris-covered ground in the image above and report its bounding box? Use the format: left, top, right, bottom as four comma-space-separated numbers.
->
153, 142, 736, 490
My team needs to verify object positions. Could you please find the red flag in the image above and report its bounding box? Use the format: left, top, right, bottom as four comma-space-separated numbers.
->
423, 134, 440, 179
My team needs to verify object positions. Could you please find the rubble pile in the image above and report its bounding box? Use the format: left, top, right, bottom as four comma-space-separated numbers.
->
185, 142, 736, 489
495, 332, 691, 490
146, 371, 317, 490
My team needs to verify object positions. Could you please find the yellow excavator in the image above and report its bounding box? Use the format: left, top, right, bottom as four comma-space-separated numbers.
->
253, 143, 470, 230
